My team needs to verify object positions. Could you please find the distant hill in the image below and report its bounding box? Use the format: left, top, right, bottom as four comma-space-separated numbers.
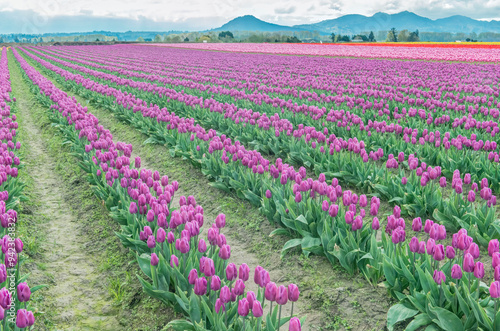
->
213, 12, 500, 35
212, 15, 307, 32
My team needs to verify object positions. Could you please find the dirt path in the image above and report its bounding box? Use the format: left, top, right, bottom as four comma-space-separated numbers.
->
10, 56, 119, 330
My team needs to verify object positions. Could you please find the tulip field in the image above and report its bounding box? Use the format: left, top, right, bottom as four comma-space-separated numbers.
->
1, 42, 500, 330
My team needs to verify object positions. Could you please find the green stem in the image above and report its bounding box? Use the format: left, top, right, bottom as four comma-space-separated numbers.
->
278, 305, 282, 331
290, 301, 294, 318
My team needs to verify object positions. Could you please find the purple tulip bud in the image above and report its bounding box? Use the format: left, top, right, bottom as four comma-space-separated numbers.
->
328, 204, 339, 217
401, 177, 407, 185
215, 298, 225, 313
188, 269, 198, 285
463, 253, 475, 273
265, 190, 272, 199
220, 286, 231, 303
265, 282, 277, 301
412, 217, 422, 232
0, 265, 5, 283
211, 276, 221, 291
495, 267, 500, 281
322, 200, 329, 212
252, 300, 263, 318
418, 241, 426, 254
234, 279, 245, 296
151, 253, 159, 266
226, 263, 238, 281
490, 281, 500, 298
433, 270, 446, 285
468, 243, 480, 259
451, 264, 462, 280
17, 282, 30, 302
238, 298, 250, 317
219, 244, 231, 260
198, 239, 207, 253
433, 244, 444, 261
16, 309, 29, 328
474, 262, 485, 279
446, 246, 455, 259
372, 217, 380, 230
409, 237, 419, 253
129, 202, 138, 214
14, 238, 22, 253
246, 291, 256, 308
215, 214, 226, 228
489, 239, 499, 257
147, 235, 156, 249
288, 283, 300, 302
289, 317, 302, 331
439, 177, 447, 188
276, 285, 288, 305
426, 239, 436, 255
424, 219, 434, 234
194, 277, 207, 296
170, 255, 179, 268
135, 157, 141, 168
239, 263, 250, 281
0, 288, 11, 309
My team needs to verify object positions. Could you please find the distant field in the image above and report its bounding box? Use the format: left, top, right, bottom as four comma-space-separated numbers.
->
148, 42, 500, 62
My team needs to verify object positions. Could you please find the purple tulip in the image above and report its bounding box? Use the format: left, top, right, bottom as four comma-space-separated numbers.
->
226, 263, 238, 281
239, 263, 250, 281
211, 276, 221, 291
218, 244, 231, 260
463, 253, 475, 273
433, 244, 445, 261
198, 239, 207, 253
151, 253, 159, 266
0, 288, 11, 309
265, 282, 277, 301
328, 204, 339, 217
489, 239, 499, 257
289, 317, 302, 331
17, 282, 30, 302
234, 279, 245, 296
409, 237, 419, 253
490, 281, 500, 298
412, 217, 422, 232
170, 255, 179, 268
194, 277, 207, 296
220, 286, 231, 303
276, 285, 288, 305
16, 309, 29, 328
451, 264, 462, 280
372, 217, 380, 230
215, 298, 225, 313
467, 243, 480, 259
433, 270, 446, 285
188, 269, 198, 285
252, 300, 263, 318
474, 262, 485, 279
424, 219, 434, 234
265, 190, 272, 199
446, 246, 455, 259
238, 298, 250, 317
246, 291, 256, 308
288, 283, 300, 302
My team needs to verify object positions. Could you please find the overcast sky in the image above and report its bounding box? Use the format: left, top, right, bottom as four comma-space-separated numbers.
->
1, 0, 499, 33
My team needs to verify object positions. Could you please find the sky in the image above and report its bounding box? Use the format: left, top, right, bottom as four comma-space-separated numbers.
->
1, 0, 500, 33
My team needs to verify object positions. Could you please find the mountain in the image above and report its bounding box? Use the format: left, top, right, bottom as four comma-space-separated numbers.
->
212, 15, 307, 32
213, 12, 500, 35
295, 11, 500, 34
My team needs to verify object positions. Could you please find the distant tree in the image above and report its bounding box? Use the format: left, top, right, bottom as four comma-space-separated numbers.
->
184, 37, 189, 42
386, 28, 397, 42
340, 35, 350, 42
408, 30, 420, 42
353, 34, 368, 41
285, 36, 301, 43
154, 34, 162, 42
218, 31, 234, 39
137, 37, 145, 42
397, 29, 409, 42
466, 38, 471, 42
171, 35, 182, 43
95, 38, 100, 41
330, 33, 336, 42
0, 36, 3, 43
368, 31, 375, 42
14, 37, 20, 43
